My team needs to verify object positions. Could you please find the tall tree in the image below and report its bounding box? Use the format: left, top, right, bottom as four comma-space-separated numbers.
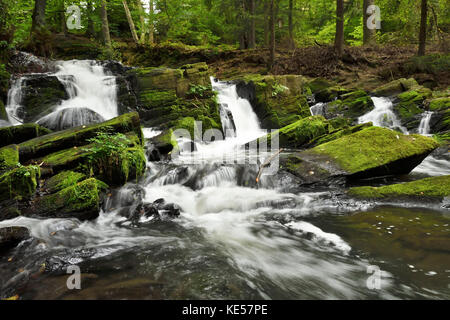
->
288, 0, 294, 49
269, 0, 276, 69
122, 0, 139, 44
31, 0, 47, 34
334, 0, 344, 57
86, 1, 96, 38
138, 1, 147, 44
100, 0, 112, 48
363, 0, 376, 45
264, 0, 270, 46
418, 0, 428, 56
249, 0, 256, 48
148, 0, 154, 45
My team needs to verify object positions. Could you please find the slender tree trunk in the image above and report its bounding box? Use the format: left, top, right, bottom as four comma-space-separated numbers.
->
363, 0, 376, 45
418, 0, 428, 56
60, 0, 67, 36
138, 1, 147, 44
264, 0, 270, 47
288, 0, 294, 49
149, 0, 154, 44
100, 0, 111, 48
86, 1, 95, 38
269, 0, 276, 70
31, 0, 47, 33
123, 0, 139, 44
249, 0, 256, 48
334, 0, 344, 57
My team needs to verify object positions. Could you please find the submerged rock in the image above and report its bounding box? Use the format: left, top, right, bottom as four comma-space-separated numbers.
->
0, 227, 30, 253
37, 107, 105, 131
280, 126, 439, 184
347, 175, 450, 202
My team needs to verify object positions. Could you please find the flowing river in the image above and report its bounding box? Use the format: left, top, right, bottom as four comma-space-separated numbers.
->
0, 61, 449, 299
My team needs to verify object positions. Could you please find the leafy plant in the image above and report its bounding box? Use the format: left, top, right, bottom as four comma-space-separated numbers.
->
272, 83, 289, 97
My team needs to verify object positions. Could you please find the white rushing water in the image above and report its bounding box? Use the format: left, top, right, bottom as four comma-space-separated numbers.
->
358, 97, 408, 134
310, 102, 325, 116
418, 111, 433, 136
5, 60, 118, 128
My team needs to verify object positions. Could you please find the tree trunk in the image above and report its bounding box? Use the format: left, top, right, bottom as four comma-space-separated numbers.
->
60, 0, 67, 36
363, 0, 376, 45
122, 0, 139, 44
418, 0, 428, 56
264, 0, 270, 47
86, 1, 96, 38
149, 0, 154, 45
138, 1, 146, 44
31, 0, 47, 33
100, 0, 112, 48
269, 0, 276, 70
249, 0, 256, 48
288, 0, 294, 49
334, 0, 344, 57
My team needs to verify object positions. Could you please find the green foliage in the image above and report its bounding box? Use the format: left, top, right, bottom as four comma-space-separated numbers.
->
271, 83, 289, 97
187, 84, 210, 99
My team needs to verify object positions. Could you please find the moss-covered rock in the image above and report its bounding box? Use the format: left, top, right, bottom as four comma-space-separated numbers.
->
0, 123, 51, 148
372, 78, 419, 97
280, 126, 439, 184
429, 97, 450, 111
147, 129, 179, 161
19, 75, 69, 122
255, 115, 332, 149
0, 227, 30, 252
43, 170, 86, 194
0, 165, 40, 201
307, 122, 373, 148
27, 178, 103, 220
235, 75, 311, 129
323, 90, 374, 121
0, 99, 7, 121
0, 145, 19, 171
19, 112, 143, 161
348, 175, 450, 201
393, 89, 432, 129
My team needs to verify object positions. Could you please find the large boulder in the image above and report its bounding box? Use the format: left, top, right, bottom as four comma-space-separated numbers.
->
428, 97, 450, 135
319, 90, 375, 122
372, 78, 419, 97
347, 175, 450, 202
280, 126, 439, 184
0, 123, 51, 148
0, 145, 19, 171
36, 107, 105, 131
0, 165, 40, 202
235, 75, 311, 129
393, 88, 432, 130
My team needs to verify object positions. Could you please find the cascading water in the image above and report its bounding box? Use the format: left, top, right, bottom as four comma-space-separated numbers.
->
310, 102, 325, 116
5, 60, 118, 129
418, 111, 433, 136
358, 97, 409, 134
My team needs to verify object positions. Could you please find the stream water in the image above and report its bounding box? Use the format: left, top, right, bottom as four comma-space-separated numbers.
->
0, 63, 449, 300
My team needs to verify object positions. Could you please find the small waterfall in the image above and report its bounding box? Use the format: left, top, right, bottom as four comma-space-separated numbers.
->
418, 111, 433, 136
5, 60, 119, 129
358, 97, 408, 134
5, 78, 25, 125
310, 102, 325, 116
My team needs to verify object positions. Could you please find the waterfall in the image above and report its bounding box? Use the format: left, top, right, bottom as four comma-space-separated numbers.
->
5, 60, 119, 129
418, 111, 433, 136
310, 102, 325, 116
358, 97, 408, 134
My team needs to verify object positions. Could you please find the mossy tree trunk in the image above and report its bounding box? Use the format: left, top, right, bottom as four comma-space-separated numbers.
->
288, 0, 295, 49
31, 0, 47, 34
249, 0, 256, 49
100, 0, 112, 48
122, 0, 139, 44
418, 0, 428, 56
269, 0, 276, 70
334, 0, 344, 57
149, 0, 154, 45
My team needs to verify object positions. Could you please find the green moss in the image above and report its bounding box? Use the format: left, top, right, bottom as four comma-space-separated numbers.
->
310, 122, 373, 147
326, 90, 374, 119
429, 97, 450, 111
0, 145, 19, 171
0, 124, 52, 148
0, 100, 7, 121
140, 89, 178, 108
348, 175, 450, 200
394, 89, 432, 123
44, 170, 86, 194
0, 165, 40, 201
310, 126, 439, 174
258, 115, 332, 148
372, 78, 419, 96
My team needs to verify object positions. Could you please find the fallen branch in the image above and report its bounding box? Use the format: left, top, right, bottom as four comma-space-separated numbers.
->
256, 148, 284, 183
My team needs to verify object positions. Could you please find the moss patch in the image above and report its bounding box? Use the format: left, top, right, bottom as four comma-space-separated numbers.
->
429, 97, 450, 111
0, 145, 19, 171
0, 124, 52, 148
0, 165, 40, 201
348, 175, 450, 200
309, 126, 439, 174
44, 170, 87, 194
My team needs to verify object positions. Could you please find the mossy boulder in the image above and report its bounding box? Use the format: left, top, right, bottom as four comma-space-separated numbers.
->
0, 123, 51, 148
235, 75, 311, 129
323, 90, 374, 121
428, 97, 450, 135
0, 165, 40, 202
43, 170, 87, 194
348, 175, 450, 202
429, 97, 450, 111
26, 178, 104, 220
372, 78, 419, 97
254, 115, 332, 149
0, 99, 7, 121
0, 227, 30, 252
19, 112, 143, 162
147, 129, 179, 161
280, 126, 439, 184
393, 89, 432, 130
0, 145, 19, 171
306, 122, 373, 148
19, 75, 69, 122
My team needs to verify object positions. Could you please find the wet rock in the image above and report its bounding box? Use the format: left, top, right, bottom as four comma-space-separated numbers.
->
0, 123, 51, 148
0, 165, 40, 202
372, 78, 419, 97
281, 126, 439, 184
0, 227, 30, 252
9, 51, 52, 74
148, 129, 177, 161
128, 202, 159, 223
0, 145, 19, 171
37, 107, 105, 131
